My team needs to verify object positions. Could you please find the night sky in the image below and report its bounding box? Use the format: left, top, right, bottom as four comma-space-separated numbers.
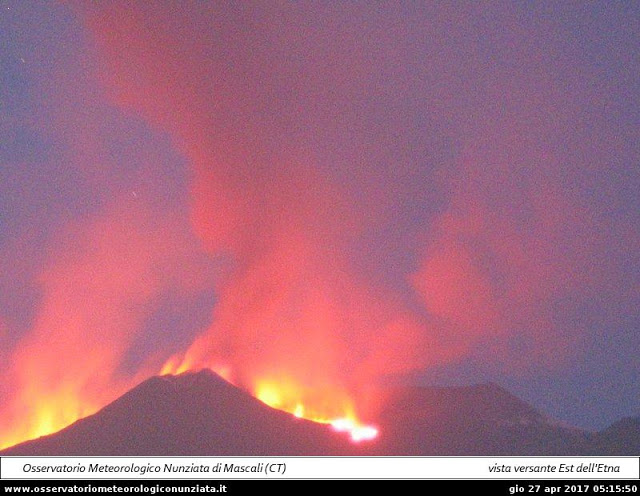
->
1, 1, 639, 448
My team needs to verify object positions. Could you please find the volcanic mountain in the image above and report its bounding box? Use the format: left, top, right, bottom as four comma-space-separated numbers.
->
2, 370, 637, 455
1, 370, 360, 455
591, 416, 640, 455
376, 383, 590, 455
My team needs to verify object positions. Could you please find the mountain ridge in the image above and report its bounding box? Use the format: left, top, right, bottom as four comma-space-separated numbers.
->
2, 369, 636, 455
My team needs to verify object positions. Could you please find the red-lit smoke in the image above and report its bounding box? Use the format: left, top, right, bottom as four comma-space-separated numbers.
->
68, 2, 448, 426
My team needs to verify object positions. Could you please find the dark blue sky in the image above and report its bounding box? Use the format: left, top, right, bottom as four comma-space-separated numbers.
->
1, 2, 638, 446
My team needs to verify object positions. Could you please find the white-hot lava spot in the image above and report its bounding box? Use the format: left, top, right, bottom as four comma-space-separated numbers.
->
330, 418, 379, 442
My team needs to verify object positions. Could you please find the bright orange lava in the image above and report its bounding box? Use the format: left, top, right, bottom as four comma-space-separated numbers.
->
160, 361, 380, 443
0, 392, 100, 451
254, 380, 379, 443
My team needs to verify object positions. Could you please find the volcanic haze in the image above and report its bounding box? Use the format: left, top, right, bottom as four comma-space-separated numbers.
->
1, 2, 638, 450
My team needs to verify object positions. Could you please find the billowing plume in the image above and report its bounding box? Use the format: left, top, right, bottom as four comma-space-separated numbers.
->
73, 2, 452, 422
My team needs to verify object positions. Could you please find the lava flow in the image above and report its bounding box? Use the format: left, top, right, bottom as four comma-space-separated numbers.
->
254, 380, 379, 443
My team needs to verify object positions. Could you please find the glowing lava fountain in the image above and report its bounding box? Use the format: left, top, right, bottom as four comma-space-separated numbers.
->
254, 380, 379, 443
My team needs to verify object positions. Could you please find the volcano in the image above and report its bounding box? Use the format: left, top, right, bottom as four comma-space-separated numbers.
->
1, 370, 359, 456
1, 370, 637, 455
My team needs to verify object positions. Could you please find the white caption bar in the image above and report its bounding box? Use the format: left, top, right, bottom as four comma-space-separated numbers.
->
1, 457, 638, 479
